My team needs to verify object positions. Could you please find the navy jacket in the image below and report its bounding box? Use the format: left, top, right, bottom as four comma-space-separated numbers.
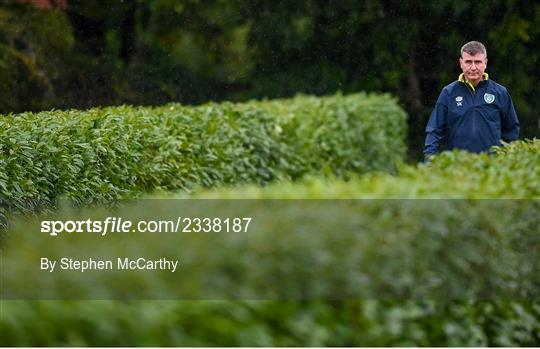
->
424, 74, 520, 156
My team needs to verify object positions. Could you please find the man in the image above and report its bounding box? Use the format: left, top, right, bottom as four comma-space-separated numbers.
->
424, 41, 520, 161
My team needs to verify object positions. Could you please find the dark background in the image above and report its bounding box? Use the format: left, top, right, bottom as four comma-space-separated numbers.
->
1, 0, 539, 160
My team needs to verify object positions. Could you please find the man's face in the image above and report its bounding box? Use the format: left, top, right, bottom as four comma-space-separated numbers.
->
460, 52, 487, 85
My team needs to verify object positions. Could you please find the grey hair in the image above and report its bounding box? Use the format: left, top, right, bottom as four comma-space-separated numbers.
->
461, 41, 487, 58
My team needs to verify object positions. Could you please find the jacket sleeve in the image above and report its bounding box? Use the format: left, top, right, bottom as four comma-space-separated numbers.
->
501, 90, 520, 142
424, 89, 448, 157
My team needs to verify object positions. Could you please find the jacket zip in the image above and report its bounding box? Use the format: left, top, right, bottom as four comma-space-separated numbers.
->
463, 83, 476, 136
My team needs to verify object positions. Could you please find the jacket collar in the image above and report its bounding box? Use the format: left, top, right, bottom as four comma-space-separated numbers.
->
459, 73, 489, 92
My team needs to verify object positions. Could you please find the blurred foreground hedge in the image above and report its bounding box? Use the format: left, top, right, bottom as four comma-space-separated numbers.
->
1, 300, 539, 346
1, 140, 538, 346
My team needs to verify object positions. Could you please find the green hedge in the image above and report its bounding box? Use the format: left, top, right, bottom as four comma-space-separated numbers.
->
3, 144, 537, 304
1, 141, 538, 346
0, 92, 406, 215
192, 139, 540, 199
3, 198, 537, 300
1, 300, 539, 346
